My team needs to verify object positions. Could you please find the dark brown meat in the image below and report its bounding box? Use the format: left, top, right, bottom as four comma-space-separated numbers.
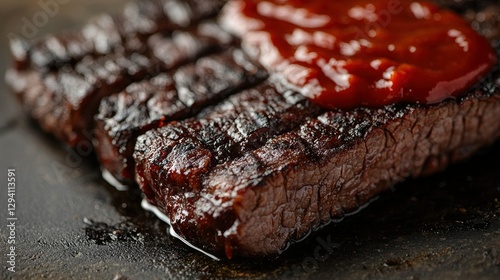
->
94, 48, 267, 183
9, 0, 225, 71
133, 4, 500, 258
135, 70, 500, 257
121, 0, 225, 38
6, 52, 154, 145
147, 21, 233, 70
5, 0, 500, 260
5, 0, 227, 146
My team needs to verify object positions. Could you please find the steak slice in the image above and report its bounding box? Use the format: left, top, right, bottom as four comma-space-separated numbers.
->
9, 0, 225, 71
5, 19, 232, 147
135, 71, 500, 257
5, 0, 228, 146
147, 21, 233, 70
131, 1, 500, 258
94, 48, 267, 184
5, 0, 500, 260
6, 52, 154, 145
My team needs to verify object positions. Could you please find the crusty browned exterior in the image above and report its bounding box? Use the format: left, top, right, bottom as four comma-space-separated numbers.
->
132, 1, 500, 258
9, 0, 225, 71
135, 80, 500, 257
6, 52, 154, 145
94, 48, 267, 183
5, 0, 500, 259
5, 0, 225, 146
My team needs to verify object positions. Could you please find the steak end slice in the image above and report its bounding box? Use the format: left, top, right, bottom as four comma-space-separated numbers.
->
5, 52, 154, 146
132, 2, 500, 258
6, 0, 500, 260
135, 84, 500, 258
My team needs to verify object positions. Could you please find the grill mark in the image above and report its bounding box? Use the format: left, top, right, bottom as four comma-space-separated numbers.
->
95, 47, 268, 183
7, 51, 156, 145
8, 16, 235, 147
148, 21, 234, 72
147, 80, 323, 175
5, 0, 500, 259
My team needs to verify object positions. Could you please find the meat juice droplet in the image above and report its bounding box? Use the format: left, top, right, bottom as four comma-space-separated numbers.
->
102, 168, 129, 191
141, 199, 221, 261
220, 0, 497, 110
102, 168, 220, 259
142, 196, 379, 258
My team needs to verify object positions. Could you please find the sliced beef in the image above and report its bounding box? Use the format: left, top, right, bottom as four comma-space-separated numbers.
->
135, 74, 500, 257
147, 21, 233, 70
9, 0, 225, 71
134, 3, 500, 257
168, 81, 322, 166
121, 0, 224, 37
5, 0, 500, 260
6, 18, 232, 147
6, 52, 154, 145
94, 48, 267, 183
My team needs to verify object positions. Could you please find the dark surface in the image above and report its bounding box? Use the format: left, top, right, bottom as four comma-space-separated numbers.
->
1, 1, 500, 279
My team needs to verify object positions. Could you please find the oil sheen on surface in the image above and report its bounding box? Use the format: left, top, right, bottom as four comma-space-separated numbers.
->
221, 0, 497, 109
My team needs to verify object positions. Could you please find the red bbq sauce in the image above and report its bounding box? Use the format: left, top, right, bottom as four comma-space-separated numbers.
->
221, 0, 497, 109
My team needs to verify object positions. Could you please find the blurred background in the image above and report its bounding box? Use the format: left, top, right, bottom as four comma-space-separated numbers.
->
0, 0, 128, 128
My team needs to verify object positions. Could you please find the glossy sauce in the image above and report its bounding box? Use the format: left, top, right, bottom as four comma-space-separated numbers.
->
221, 0, 497, 109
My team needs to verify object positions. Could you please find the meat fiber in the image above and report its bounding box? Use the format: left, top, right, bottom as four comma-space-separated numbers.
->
5, 0, 500, 259
134, 70, 500, 257
94, 48, 267, 183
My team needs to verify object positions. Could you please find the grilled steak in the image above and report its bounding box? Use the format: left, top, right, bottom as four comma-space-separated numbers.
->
135, 64, 500, 258
133, 2, 500, 258
9, 0, 225, 71
6, 0, 226, 146
5, 0, 500, 259
6, 52, 154, 145
95, 48, 267, 183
